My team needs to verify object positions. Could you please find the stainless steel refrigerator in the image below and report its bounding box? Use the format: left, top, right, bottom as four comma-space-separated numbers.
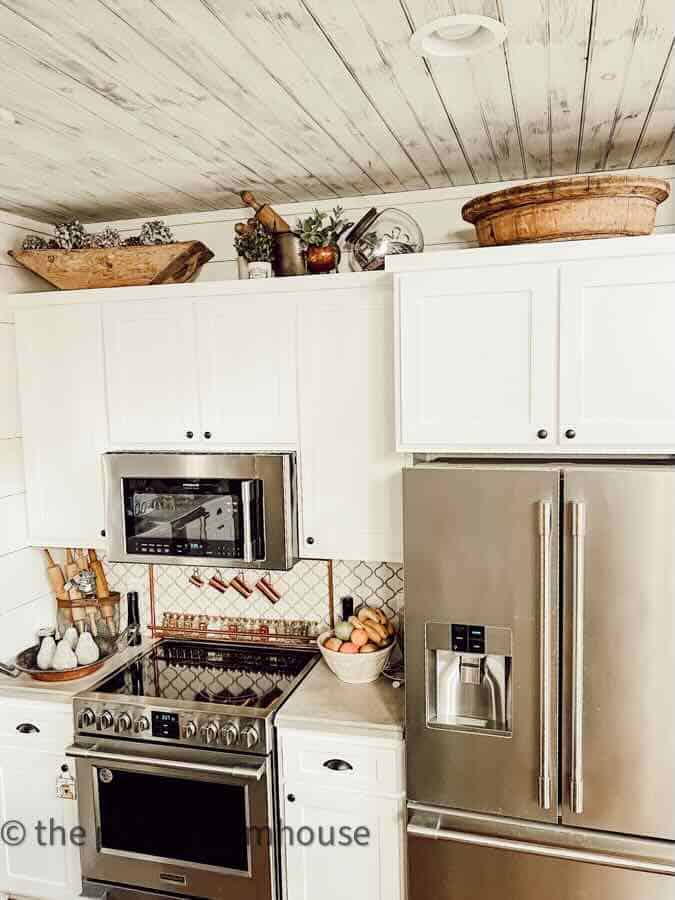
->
403, 463, 674, 899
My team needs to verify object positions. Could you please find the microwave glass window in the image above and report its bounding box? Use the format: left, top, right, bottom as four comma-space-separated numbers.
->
122, 478, 264, 560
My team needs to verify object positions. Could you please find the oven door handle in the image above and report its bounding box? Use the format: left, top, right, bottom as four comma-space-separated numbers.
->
66, 745, 266, 781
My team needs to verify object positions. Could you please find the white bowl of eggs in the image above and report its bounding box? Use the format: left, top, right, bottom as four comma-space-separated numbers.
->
318, 606, 396, 684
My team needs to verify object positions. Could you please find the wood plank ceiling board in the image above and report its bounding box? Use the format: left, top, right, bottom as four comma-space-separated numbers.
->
578, 0, 675, 171
0, 0, 314, 205
103, 0, 377, 199
239, 0, 429, 192
301, 0, 475, 188
631, 36, 675, 166
498, 0, 592, 176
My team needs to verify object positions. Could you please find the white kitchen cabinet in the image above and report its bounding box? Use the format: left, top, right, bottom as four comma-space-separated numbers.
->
397, 265, 558, 451
0, 700, 81, 900
104, 298, 200, 446
104, 294, 297, 449
297, 284, 403, 562
195, 295, 297, 447
279, 726, 406, 900
14, 303, 107, 549
281, 785, 404, 900
559, 255, 675, 449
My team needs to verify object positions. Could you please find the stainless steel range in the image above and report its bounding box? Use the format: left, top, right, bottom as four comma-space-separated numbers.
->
68, 639, 318, 900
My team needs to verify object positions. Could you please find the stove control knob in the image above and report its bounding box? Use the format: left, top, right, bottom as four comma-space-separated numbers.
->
241, 725, 260, 750
99, 710, 114, 731
116, 712, 132, 733
201, 721, 219, 745
135, 716, 150, 734
78, 708, 96, 729
221, 723, 239, 747
184, 720, 198, 740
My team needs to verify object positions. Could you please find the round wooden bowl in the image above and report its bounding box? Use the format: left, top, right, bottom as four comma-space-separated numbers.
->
15, 635, 118, 682
461, 174, 670, 247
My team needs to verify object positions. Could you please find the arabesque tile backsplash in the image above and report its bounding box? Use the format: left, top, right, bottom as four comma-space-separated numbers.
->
103, 558, 404, 637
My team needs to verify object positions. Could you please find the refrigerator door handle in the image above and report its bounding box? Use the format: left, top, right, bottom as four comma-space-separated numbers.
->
570, 501, 586, 815
407, 813, 675, 876
538, 501, 553, 810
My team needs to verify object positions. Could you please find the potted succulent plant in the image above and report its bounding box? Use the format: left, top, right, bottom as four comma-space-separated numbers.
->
296, 206, 352, 274
233, 220, 274, 278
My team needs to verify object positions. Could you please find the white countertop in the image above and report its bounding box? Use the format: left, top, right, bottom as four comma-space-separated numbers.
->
0, 638, 156, 705
276, 659, 405, 738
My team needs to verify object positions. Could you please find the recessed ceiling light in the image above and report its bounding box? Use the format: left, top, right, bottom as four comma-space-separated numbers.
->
410, 14, 507, 59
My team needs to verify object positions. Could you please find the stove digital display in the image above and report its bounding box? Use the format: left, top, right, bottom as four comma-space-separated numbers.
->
151, 711, 180, 740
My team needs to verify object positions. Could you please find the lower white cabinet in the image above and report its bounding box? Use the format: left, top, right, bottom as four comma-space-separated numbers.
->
0, 700, 81, 900
278, 727, 405, 900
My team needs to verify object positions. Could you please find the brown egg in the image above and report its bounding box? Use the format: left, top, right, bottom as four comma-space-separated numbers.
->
351, 628, 369, 648
359, 643, 379, 653
323, 637, 343, 653
339, 642, 359, 654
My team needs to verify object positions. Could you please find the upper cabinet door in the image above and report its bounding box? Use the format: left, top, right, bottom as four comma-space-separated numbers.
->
397, 266, 558, 451
104, 299, 200, 446
298, 286, 403, 562
194, 295, 297, 447
15, 304, 107, 548
560, 257, 675, 449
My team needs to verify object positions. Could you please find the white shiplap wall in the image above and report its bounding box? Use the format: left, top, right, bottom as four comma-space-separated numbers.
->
0, 212, 52, 662
101, 165, 675, 281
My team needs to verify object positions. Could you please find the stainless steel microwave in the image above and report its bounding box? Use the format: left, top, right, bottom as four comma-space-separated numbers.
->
104, 452, 297, 570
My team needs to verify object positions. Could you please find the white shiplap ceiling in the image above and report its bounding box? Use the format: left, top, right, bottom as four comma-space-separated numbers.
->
0, 0, 672, 222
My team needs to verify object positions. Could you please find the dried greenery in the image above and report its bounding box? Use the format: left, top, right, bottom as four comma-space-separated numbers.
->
22, 219, 174, 251
296, 206, 352, 248
233, 220, 273, 262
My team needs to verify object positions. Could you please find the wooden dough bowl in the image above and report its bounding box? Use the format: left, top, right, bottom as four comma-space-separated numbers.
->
9, 241, 214, 290
462, 175, 670, 247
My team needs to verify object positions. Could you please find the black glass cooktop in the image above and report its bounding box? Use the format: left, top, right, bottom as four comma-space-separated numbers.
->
95, 640, 317, 710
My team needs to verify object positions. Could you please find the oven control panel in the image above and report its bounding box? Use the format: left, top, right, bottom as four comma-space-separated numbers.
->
74, 700, 267, 755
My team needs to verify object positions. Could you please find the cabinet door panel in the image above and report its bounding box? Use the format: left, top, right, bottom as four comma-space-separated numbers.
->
0, 750, 81, 900
560, 257, 675, 448
282, 786, 404, 900
15, 304, 107, 548
195, 296, 297, 447
104, 299, 199, 446
398, 266, 557, 450
298, 288, 403, 562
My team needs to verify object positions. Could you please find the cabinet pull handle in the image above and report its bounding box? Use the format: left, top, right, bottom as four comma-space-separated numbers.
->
538, 501, 552, 811
570, 501, 586, 815
323, 758, 353, 772
16, 723, 40, 734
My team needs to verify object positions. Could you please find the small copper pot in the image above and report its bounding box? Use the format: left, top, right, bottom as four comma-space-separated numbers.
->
306, 244, 340, 274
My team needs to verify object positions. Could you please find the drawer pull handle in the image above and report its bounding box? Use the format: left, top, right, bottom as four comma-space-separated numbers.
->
16, 723, 40, 734
323, 758, 353, 772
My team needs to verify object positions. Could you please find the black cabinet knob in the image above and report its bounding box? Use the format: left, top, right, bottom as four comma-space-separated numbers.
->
537, 429, 548, 439
306, 536, 315, 545
100, 529, 106, 538
204, 431, 212, 440
287, 794, 296, 803
186, 430, 194, 439
565, 428, 577, 439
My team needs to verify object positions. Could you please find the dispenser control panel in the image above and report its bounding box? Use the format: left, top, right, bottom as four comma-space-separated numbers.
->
452, 624, 485, 653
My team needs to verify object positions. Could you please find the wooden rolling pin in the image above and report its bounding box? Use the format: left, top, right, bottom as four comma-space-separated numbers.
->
240, 191, 290, 234
43, 549, 67, 600
64, 549, 82, 601
88, 549, 115, 635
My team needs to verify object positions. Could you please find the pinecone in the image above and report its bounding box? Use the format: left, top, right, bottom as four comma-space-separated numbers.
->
139, 219, 174, 246
54, 220, 88, 250
123, 235, 142, 246
22, 235, 48, 250
89, 226, 122, 249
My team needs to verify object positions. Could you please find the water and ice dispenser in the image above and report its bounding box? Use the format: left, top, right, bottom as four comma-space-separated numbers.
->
426, 623, 513, 736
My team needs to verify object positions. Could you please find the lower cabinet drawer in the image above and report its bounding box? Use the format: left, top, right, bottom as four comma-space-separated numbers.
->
280, 729, 404, 796
0, 699, 73, 751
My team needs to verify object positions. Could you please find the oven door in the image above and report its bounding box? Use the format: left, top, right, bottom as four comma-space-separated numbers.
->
104, 452, 297, 570
68, 741, 275, 900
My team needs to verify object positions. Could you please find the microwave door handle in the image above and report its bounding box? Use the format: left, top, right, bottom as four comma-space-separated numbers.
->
241, 480, 254, 563
538, 501, 553, 811
570, 501, 586, 815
